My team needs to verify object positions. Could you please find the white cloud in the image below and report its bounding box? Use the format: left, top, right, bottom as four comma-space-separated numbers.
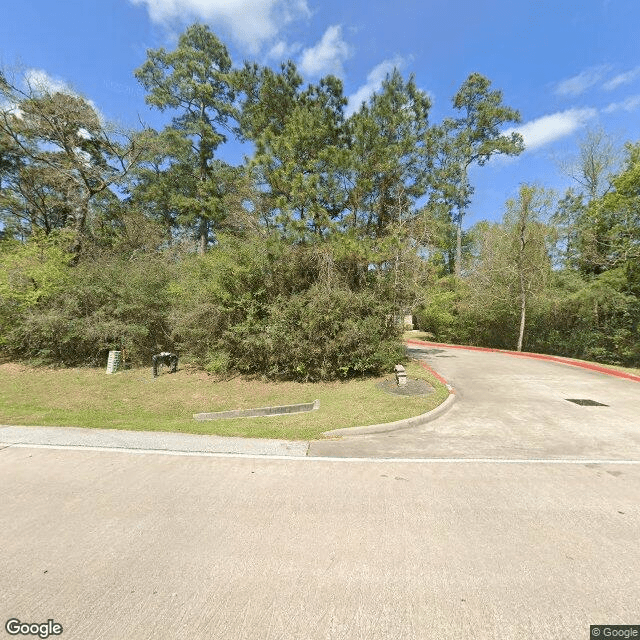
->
508, 108, 597, 151
603, 67, 640, 90
22, 69, 103, 123
345, 56, 405, 116
298, 25, 352, 78
554, 65, 610, 97
74, 147, 93, 167
129, 0, 310, 53
266, 40, 302, 61
24, 69, 74, 95
603, 94, 640, 113
1, 102, 23, 120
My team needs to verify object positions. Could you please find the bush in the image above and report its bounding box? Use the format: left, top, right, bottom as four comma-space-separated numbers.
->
3, 232, 409, 379
0, 231, 73, 350
414, 276, 460, 342
2, 252, 174, 366
224, 285, 405, 381
168, 236, 406, 381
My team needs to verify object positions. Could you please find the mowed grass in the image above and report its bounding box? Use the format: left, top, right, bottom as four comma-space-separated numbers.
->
0, 360, 449, 440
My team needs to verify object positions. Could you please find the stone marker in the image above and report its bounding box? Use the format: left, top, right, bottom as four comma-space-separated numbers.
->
106, 350, 122, 374
394, 364, 407, 386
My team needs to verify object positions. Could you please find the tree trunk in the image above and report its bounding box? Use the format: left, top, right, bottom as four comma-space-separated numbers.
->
455, 213, 462, 278
198, 217, 208, 255
69, 197, 90, 262
517, 285, 526, 352
516, 189, 531, 352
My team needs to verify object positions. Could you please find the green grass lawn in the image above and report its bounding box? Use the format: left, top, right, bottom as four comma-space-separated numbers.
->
0, 360, 449, 440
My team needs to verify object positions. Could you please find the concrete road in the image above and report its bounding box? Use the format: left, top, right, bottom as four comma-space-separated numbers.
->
308, 344, 640, 459
1, 446, 639, 640
2, 347, 639, 639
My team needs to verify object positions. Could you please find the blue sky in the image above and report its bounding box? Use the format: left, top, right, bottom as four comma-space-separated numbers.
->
2, 0, 640, 228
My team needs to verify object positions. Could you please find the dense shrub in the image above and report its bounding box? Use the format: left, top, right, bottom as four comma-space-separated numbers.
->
2, 249, 174, 366
0, 231, 73, 351
415, 269, 640, 366
526, 269, 640, 365
414, 277, 460, 343
168, 235, 405, 380
223, 285, 404, 381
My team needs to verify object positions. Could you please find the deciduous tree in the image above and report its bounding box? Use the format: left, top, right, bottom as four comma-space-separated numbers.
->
464, 185, 554, 351
432, 73, 524, 277
0, 71, 142, 258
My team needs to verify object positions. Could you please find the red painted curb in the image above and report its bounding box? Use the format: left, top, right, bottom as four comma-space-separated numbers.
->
406, 339, 640, 383
415, 360, 455, 393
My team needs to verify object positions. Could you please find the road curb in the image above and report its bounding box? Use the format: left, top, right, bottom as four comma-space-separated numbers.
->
407, 339, 640, 383
322, 352, 456, 437
415, 358, 454, 390
323, 378, 456, 438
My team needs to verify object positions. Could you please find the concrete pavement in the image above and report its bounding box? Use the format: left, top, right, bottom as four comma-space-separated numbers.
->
4, 343, 637, 460
308, 343, 640, 459
0, 424, 309, 457
2, 345, 639, 639
1, 446, 639, 640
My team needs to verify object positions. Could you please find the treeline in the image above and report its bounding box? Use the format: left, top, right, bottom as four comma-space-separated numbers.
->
416, 133, 640, 366
1, 24, 638, 377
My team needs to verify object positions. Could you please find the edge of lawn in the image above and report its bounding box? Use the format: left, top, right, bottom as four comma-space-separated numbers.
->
0, 357, 450, 441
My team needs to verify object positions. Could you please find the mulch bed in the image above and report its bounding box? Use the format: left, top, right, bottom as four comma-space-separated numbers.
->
377, 377, 434, 397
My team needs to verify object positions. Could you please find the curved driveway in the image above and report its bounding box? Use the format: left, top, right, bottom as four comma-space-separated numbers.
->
308, 344, 640, 460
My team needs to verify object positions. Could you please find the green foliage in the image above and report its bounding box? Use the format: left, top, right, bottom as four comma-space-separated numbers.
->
167, 234, 404, 381
2, 252, 174, 365
347, 70, 432, 238
414, 276, 461, 343
581, 142, 640, 273
134, 23, 238, 252
419, 260, 640, 366
240, 63, 350, 241
0, 73, 141, 257
526, 269, 639, 365
450, 186, 556, 351
0, 231, 73, 349
0, 230, 73, 308
226, 285, 404, 381
3, 25, 637, 375
554, 140, 639, 276
430, 73, 524, 276
167, 234, 272, 368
